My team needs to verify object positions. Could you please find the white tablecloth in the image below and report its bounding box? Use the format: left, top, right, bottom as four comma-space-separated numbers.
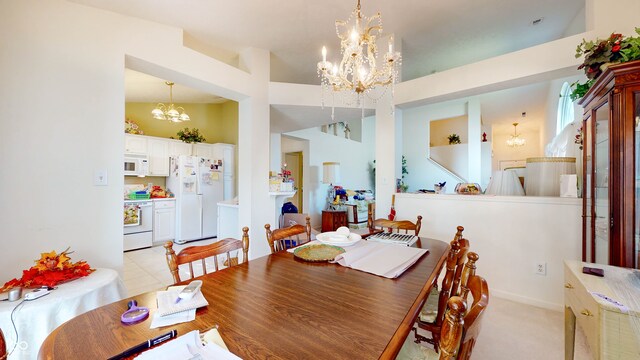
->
0, 268, 126, 360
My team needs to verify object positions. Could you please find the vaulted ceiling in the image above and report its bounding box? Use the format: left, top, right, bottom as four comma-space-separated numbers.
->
72, 0, 585, 131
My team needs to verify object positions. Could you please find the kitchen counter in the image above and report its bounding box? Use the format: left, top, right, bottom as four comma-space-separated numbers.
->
123, 198, 175, 203
218, 198, 239, 208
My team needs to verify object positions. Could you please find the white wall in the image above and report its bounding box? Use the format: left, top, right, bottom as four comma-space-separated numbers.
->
284, 118, 375, 227
430, 116, 468, 146
402, 100, 492, 192
395, 193, 581, 310
491, 127, 543, 171
0, 0, 270, 278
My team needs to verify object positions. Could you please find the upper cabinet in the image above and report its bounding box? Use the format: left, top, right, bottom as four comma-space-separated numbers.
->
580, 60, 640, 269
147, 138, 170, 176
124, 134, 147, 154
193, 143, 215, 159
169, 140, 192, 157
123, 135, 235, 186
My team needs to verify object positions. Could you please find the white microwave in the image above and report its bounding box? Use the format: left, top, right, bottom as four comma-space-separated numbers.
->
124, 154, 149, 177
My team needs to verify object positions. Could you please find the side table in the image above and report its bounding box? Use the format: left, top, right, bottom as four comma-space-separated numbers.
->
322, 210, 347, 232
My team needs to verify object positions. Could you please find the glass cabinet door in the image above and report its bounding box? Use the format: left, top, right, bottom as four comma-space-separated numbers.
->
594, 103, 610, 264
635, 92, 640, 268
583, 115, 593, 262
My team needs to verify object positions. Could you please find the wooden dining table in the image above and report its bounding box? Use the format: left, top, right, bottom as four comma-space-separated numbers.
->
38, 238, 449, 360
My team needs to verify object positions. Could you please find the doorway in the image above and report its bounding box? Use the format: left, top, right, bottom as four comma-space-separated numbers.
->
284, 151, 303, 212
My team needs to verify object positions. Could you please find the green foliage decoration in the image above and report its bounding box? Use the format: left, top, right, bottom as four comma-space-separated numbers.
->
177, 128, 206, 143
571, 28, 640, 100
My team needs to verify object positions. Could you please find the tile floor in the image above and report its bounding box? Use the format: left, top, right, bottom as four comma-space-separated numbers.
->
123, 242, 593, 359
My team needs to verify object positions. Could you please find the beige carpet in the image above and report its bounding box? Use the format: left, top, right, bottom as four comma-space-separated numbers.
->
467, 296, 592, 359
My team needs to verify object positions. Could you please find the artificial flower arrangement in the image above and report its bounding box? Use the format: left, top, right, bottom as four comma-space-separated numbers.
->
571, 28, 640, 100
575, 125, 583, 150
1, 248, 94, 291
124, 117, 144, 135
279, 163, 294, 183
177, 127, 206, 143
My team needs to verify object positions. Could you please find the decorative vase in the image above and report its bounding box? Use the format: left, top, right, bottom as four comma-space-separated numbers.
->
280, 182, 294, 192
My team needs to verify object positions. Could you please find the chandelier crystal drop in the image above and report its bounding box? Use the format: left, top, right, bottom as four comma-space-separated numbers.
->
317, 0, 401, 119
151, 82, 190, 122
506, 122, 526, 147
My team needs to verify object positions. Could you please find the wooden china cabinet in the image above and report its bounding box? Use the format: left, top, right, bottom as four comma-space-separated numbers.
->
579, 60, 640, 268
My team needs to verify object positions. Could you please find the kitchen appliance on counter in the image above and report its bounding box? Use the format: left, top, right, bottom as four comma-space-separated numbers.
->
123, 200, 153, 251
167, 155, 224, 244
124, 154, 149, 177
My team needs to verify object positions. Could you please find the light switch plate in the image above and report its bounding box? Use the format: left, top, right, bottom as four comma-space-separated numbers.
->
94, 169, 108, 186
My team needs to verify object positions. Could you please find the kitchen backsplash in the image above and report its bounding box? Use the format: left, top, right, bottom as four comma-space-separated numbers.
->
124, 176, 166, 188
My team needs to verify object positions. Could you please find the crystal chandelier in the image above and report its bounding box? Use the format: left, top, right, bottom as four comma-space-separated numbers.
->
151, 82, 190, 122
506, 122, 526, 147
317, 0, 401, 119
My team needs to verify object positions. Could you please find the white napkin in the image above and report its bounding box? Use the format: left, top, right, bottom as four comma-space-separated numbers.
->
333, 241, 428, 278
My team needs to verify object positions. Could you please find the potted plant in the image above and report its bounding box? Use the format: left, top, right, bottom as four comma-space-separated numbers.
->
447, 133, 461, 145
177, 128, 206, 143
571, 28, 640, 100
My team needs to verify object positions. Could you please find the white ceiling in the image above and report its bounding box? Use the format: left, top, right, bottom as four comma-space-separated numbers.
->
125, 69, 225, 103
80, 0, 585, 130
73, 0, 583, 84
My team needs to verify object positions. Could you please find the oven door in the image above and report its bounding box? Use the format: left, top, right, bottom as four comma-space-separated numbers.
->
123, 202, 153, 234
124, 203, 141, 228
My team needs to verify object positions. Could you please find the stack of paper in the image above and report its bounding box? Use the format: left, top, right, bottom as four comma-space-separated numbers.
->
135, 330, 241, 360
150, 286, 209, 329
332, 241, 428, 278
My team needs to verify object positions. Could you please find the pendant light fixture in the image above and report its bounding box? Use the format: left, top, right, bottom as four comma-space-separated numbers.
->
317, 0, 401, 121
151, 82, 190, 122
506, 122, 526, 147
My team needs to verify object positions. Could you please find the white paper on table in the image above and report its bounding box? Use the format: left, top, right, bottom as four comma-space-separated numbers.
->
333, 241, 428, 278
135, 330, 242, 360
150, 308, 196, 329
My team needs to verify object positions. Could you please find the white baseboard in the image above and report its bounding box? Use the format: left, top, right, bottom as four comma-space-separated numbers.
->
491, 289, 563, 312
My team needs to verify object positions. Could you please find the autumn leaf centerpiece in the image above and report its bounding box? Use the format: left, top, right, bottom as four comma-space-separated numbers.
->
1, 248, 94, 291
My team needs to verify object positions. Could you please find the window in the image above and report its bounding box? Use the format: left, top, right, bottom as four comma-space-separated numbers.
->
556, 82, 574, 135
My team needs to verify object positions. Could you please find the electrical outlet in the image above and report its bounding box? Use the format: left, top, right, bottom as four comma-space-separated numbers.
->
535, 262, 547, 276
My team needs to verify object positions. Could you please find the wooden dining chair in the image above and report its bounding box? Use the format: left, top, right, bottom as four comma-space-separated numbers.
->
371, 215, 422, 235
164, 227, 249, 284
398, 274, 490, 360
415, 227, 475, 352
265, 216, 311, 253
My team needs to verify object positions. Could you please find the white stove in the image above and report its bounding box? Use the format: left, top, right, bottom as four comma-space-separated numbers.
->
123, 200, 153, 251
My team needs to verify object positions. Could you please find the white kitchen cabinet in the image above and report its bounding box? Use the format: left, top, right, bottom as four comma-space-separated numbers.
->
124, 134, 147, 154
169, 140, 192, 157
192, 143, 215, 159
147, 138, 170, 176
153, 199, 175, 243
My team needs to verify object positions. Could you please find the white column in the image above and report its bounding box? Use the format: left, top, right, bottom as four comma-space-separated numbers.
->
375, 94, 398, 219
467, 99, 481, 183
237, 48, 272, 260
270, 132, 282, 175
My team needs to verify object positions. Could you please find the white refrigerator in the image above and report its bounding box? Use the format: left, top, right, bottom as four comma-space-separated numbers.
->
167, 155, 224, 244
